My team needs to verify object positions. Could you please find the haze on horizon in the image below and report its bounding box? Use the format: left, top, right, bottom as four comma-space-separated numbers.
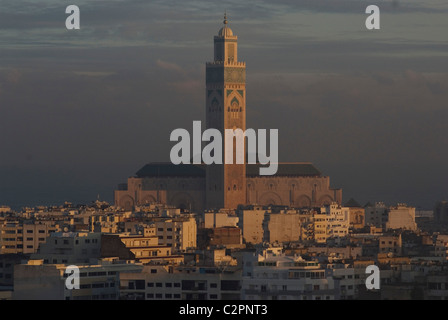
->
0, 0, 447, 210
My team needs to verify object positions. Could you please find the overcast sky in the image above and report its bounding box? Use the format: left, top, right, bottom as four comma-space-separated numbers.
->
0, 0, 447, 209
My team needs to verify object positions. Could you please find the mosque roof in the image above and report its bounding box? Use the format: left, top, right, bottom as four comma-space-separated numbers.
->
246, 163, 321, 177
136, 163, 205, 178
135, 162, 322, 178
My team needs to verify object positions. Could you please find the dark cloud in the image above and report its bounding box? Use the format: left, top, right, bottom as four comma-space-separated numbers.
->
0, 0, 447, 209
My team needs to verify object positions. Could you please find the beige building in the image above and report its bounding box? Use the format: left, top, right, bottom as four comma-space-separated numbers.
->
238, 206, 265, 244
0, 220, 58, 254
433, 235, 448, 260
344, 199, 365, 229
114, 16, 342, 213
263, 210, 302, 244
209, 227, 243, 248
379, 234, 402, 256
314, 203, 349, 244
204, 210, 239, 229
155, 216, 197, 252
386, 204, 417, 231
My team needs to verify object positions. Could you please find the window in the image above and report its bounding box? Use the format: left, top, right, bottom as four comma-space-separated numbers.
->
166, 283, 172, 288
156, 294, 162, 299
156, 283, 162, 287
147, 294, 154, 299
210, 294, 218, 299
174, 283, 181, 288
147, 283, 154, 287
210, 283, 217, 288
26, 230, 33, 233
135, 280, 145, 290
151, 269, 157, 274
165, 294, 172, 299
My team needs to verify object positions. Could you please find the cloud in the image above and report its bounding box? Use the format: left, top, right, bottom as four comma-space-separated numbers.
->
156, 59, 185, 74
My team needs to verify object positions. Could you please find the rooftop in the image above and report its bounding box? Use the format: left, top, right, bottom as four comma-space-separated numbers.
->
136, 162, 322, 178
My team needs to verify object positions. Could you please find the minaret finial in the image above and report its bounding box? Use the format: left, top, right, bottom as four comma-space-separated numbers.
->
223, 11, 228, 25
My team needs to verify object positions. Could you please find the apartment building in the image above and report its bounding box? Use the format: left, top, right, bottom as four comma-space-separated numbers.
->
263, 210, 302, 244
238, 206, 266, 244
120, 265, 241, 300
13, 259, 143, 300
386, 204, 417, 231
0, 220, 58, 254
31, 232, 102, 264
241, 250, 340, 300
155, 216, 197, 252
365, 202, 388, 229
314, 203, 350, 244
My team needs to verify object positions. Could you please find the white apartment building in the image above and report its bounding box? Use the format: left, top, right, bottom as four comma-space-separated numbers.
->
120, 265, 241, 300
241, 250, 340, 300
31, 232, 102, 265
13, 258, 143, 300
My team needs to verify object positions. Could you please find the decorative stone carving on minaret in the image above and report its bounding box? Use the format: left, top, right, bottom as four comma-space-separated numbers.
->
205, 14, 247, 209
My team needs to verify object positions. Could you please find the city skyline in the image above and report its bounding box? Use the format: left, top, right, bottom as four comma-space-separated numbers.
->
1, 0, 448, 209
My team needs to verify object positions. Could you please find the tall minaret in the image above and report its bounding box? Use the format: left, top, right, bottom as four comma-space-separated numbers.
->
205, 14, 247, 209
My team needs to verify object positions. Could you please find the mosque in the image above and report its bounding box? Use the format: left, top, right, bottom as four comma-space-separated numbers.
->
114, 15, 342, 212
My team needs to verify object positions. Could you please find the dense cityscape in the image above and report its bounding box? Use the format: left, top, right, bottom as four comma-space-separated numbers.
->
1, 3, 447, 305
1, 198, 448, 300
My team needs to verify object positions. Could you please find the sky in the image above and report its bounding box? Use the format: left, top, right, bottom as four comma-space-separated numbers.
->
0, 0, 447, 209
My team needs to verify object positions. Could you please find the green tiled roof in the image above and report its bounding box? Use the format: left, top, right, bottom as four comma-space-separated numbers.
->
136, 163, 205, 178
136, 162, 321, 178
247, 163, 321, 177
